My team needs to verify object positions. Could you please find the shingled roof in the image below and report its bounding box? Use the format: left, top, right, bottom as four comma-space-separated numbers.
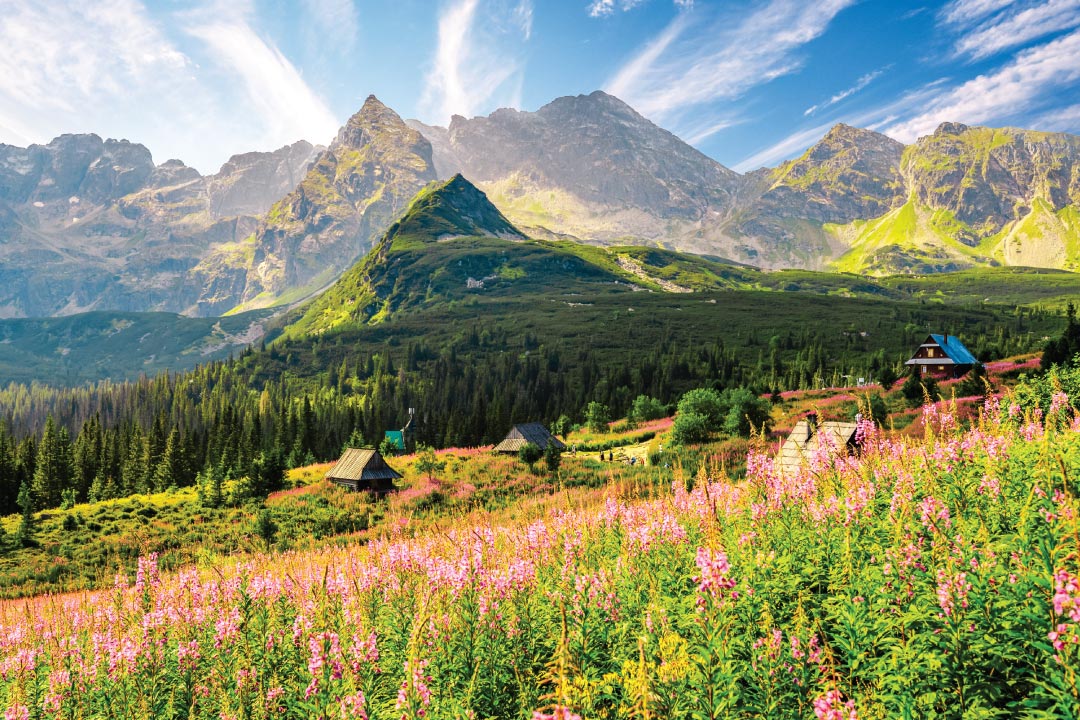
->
492, 423, 566, 454
325, 448, 401, 491
778, 419, 859, 475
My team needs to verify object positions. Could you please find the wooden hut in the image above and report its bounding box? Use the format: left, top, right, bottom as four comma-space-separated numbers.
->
778, 415, 859, 475
904, 333, 978, 378
325, 448, 402, 492
492, 423, 566, 454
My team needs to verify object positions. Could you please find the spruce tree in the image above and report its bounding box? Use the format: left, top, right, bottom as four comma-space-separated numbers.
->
32, 415, 73, 509
15, 480, 34, 547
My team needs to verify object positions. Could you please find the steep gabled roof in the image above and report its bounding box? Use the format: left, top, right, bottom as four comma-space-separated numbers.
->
326, 448, 402, 482
929, 334, 978, 365
492, 422, 566, 453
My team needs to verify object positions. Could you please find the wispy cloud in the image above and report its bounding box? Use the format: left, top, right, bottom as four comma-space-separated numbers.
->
301, 0, 360, 54
0, 0, 343, 173
804, 68, 888, 117
419, 0, 532, 124
885, 29, 1080, 141
941, 0, 1080, 61
1032, 103, 1080, 131
605, 0, 856, 129
588, 0, 691, 17
0, 0, 199, 157
185, 13, 340, 156
732, 121, 838, 172
939, 0, 1017, 27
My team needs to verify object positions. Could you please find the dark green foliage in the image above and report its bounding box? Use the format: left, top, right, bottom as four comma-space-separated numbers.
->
718, 388, 772, 437
16, 481, 34, 547
552, 415, 572, 438
628, 395, 666, 423
544, 442, 562, 474
253, 509, 278, 551
518, 442, 543, 468
877, 363, 899, 391
415, 445, 446, 481
585, 402, 612, 434
1042, 301, 1080, 369
677, 389, 725, 431
902, 371, 940, 408
672, 412, 710, 445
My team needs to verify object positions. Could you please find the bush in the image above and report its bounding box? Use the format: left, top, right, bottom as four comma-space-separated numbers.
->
902, 371, 939, 408
676, 389, 725, 430
671, 411, 710, 445
518, 443, 543, 468
629, 395, 666, 423
719, 387, 772, 437
584, 402, 612, 434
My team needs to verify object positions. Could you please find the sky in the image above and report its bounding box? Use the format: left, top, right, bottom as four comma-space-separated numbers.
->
1, 0, 1078, 175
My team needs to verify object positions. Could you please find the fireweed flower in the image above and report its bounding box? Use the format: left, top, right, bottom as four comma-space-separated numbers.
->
532, 708, 582, 720
813, 689, 857, 720
695, 547, 737, 610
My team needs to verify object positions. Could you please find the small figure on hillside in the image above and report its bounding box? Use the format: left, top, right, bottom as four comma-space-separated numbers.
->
658, 443, 663, 454
572, 444, 577, 455
630, 456, 637, 466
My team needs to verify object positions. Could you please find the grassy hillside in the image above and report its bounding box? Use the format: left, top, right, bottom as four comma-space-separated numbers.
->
0, 309, 274, 384
1, 368, 1078, 717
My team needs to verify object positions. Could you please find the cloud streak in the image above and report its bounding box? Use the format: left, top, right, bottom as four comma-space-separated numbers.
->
885, 29, 1080, 141
185, 15, 340, 157
419, 0, 532, 124
605, 0, 856, 126
941, 0, 1080, 61
804, 68, 888, 116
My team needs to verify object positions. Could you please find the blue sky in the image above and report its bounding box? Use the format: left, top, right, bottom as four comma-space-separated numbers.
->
1, 0, 1078, 174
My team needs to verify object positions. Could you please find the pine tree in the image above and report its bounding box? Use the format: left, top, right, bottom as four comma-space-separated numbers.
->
32, 415, 73, 509
15, 480, 34, 547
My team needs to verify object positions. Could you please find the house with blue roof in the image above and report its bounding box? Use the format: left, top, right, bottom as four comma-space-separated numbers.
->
904, 334, 979, 378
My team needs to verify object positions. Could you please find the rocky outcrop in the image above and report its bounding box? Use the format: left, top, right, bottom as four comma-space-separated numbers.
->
901, 122, 1080, 237
196, 95, 438, 311
408, 91, 739, 241
0, 134, 318, 317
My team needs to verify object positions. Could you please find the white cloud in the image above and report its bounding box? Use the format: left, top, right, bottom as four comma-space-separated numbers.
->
1032, 103, 1080, 131
605, 0, 856, 125
301, 0, 360, 54
588, 0, 689, 17
419, 0, 532, 124
804, 68, 887, 116
0, 0, 343, 173
885, 30, 1080, 142
732, 122, 838, 172
185, 17, 340, 158
949, 0, 1080, 61
939, 0, 1017, 27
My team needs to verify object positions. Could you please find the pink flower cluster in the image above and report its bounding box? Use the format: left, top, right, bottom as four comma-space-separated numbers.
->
694, 547, 737, 610
1049, 570, 1080, 664
935, 569, 972, 618
532, 707, 582, 720
813, 689, 857, 720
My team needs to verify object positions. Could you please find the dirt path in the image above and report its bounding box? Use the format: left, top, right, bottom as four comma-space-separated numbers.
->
576, 439, 660, 466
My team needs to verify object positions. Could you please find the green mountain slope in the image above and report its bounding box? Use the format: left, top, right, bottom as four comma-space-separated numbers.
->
0, 309, 273, 384
828, 123, 1080, 275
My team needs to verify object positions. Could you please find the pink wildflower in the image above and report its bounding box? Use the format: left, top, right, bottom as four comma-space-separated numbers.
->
813, 689, 857, 720
695, 547, 737, 610
532, 708, 582, 720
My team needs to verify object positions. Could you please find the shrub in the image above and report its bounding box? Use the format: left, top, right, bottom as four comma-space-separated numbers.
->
518, 442, 543, 468
671, 411, 710, 445
629, 395, 667, 423
676, 388, 725, 430
584, 402, 612, 434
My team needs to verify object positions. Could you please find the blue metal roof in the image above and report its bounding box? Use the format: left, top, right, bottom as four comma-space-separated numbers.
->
383, 430, 405, 450
929, 334, 978, 365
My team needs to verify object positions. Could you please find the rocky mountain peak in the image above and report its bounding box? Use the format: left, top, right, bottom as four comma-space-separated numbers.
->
934, 121, 971, 137
332, 95, 421, 152
390, 173, 524, 244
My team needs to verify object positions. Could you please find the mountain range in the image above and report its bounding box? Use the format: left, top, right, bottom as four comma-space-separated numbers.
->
2, 90, 1079, 320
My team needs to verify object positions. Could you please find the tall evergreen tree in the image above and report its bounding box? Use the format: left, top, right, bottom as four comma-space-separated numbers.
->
15, 480, 34, 547
32, 415, 73, 509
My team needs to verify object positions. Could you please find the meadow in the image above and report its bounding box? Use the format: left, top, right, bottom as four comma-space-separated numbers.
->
1, 372, 1078, 718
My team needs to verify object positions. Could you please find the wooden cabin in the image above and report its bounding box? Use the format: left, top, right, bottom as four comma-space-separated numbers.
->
778, 415, 860, 475
492, 423, 566, 454
325, 448, 402, 492
904, 334, 978, 378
